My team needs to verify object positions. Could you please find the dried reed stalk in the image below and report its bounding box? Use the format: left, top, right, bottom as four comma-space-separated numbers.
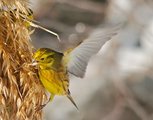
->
0, 0, 46, 120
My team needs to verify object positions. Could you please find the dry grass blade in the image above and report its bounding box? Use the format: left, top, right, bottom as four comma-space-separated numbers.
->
28, 21, 61, 42
0, 0, 47, 120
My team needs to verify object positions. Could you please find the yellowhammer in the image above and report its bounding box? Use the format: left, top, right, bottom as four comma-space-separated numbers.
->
33, 25, 120, 110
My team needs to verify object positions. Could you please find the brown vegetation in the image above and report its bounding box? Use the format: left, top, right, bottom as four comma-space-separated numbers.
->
0, 0, 46, 120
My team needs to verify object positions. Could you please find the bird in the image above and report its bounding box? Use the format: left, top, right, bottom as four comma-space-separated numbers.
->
33, 25, 120, 110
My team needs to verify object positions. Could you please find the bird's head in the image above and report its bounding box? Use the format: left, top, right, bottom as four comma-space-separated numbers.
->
33, 48, 63, 70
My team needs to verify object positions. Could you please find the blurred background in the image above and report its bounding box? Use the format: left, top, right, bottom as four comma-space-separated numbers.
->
30, 0, 153, 120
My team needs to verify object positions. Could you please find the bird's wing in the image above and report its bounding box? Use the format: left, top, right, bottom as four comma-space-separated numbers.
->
63, 25, 120, 78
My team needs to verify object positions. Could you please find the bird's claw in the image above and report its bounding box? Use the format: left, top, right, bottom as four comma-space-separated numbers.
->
35, 104, 47, 111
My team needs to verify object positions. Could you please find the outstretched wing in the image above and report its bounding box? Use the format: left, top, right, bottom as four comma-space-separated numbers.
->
64, 25, 120, 78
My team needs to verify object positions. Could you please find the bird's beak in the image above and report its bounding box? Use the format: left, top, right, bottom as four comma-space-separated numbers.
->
32, 59, 38, 66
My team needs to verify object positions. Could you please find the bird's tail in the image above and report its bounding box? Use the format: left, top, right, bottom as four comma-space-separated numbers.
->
67, 91, 79, 110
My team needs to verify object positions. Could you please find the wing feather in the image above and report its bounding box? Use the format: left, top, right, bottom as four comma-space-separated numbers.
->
65, 25, 120, 78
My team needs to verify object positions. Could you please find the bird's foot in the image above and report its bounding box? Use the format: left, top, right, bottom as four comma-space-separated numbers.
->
35, 103, 47, 111
35, 94, 54, 111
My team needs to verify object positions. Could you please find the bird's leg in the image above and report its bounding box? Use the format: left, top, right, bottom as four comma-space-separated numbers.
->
43, 94, 55, 106
49, 94, 55, 101
35, 94, 55, 111
41, 94, 55, 108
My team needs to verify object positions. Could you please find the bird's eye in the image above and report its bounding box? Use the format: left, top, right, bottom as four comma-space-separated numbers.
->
40, 58, 45, 61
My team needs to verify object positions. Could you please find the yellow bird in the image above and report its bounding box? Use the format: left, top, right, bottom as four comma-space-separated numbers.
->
33, 25, 119, 110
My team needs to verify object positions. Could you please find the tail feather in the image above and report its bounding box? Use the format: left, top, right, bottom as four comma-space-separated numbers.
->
67, 93, 79, 110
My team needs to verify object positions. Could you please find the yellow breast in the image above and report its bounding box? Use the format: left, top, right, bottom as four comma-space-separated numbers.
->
38, 69, 69, 95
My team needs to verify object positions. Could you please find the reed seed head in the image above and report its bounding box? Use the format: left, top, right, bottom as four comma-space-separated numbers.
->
0, 0, 47, 120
